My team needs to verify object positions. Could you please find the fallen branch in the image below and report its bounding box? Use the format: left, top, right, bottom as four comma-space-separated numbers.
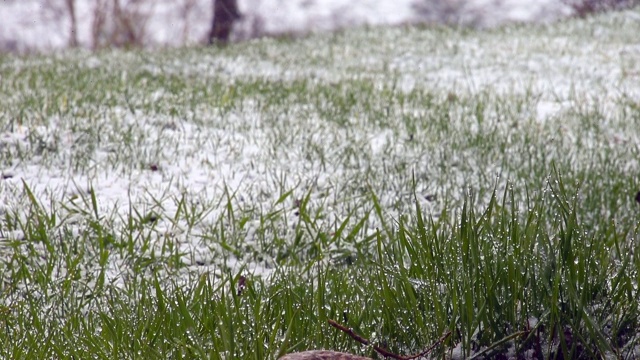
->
328, 319, 451, 360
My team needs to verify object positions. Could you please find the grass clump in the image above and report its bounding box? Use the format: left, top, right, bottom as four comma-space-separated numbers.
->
1, 171, 638, 359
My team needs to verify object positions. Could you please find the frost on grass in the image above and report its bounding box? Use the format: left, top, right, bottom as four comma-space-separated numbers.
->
0, 8, 639, 294
0, 9, 639, 360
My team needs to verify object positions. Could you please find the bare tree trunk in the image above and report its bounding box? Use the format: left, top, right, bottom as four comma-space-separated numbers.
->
180, 0, 198, 43
208, 0, 241, 44
65, 0, 78, 47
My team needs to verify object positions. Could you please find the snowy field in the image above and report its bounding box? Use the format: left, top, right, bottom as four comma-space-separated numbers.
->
1, 3, 640, 359
1, 0, 639, 293
2, 6, 638, 278
0, 2, 638, 286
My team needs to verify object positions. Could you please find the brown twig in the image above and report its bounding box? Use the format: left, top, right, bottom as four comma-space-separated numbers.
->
328, 319, 451, 360
403, 331, 452, 360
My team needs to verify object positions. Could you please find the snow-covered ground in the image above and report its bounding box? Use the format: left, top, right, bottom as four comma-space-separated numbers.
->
1, 5, 639, 285
0, 3, 639, 358
0, 0, 578, 53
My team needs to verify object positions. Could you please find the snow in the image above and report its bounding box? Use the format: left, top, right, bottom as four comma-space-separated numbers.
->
0, 0, 639, 300
0, 5, 639, 359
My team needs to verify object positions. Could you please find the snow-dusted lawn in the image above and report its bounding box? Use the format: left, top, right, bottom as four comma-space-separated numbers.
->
0, 8, 639, 359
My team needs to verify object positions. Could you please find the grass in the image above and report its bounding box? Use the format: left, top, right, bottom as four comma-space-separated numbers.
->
1, 7, 640, 359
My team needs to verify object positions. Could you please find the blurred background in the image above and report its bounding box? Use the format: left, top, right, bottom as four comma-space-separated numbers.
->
0, 0, 637, 54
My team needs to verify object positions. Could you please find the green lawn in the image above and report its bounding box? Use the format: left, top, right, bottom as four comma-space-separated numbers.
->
0, 7, 639, 359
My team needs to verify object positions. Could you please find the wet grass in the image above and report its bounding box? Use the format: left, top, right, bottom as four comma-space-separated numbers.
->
1, 7, 640, 360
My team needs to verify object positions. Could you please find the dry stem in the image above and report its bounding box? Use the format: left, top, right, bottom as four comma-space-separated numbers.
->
327, 319, 451, 360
